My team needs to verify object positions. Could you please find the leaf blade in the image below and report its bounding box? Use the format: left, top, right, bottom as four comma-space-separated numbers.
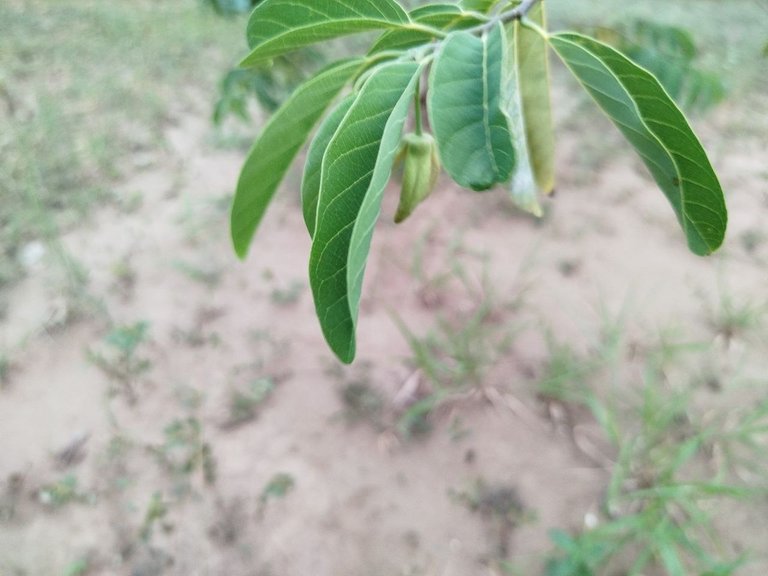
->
230, 58, 362, 259
301, 94, 355, 238
517, 5, 555, 194
242, 0, 410, 66
310, 61, 421, 363
505, 21, 543, 217
428, 23, 516, 191
369, 4, 483, 55
549, 32, 727, 255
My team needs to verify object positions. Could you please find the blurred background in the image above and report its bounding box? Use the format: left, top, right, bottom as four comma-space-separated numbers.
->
1, 1, 767, 575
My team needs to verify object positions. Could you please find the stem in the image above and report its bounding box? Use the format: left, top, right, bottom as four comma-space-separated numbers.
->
468, 0, 544, 34
520, 14, 548, 39
502, 0, 543, 23
413, 75, 423, 135
406, 22, 449, 39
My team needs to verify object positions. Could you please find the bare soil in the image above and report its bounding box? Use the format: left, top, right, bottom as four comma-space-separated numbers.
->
1, 88, 767, 575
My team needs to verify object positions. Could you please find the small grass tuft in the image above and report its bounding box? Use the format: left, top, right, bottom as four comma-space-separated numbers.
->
87, 322, 151, 402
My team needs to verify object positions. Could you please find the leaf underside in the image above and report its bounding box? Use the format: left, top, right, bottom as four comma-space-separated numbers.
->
301, 95, 355, 239
515, 4, 555, 194
549, 32, 727, 255
369, 4, 483, 55
230, 58, 363, 259
242, 0, 410, 66
309, 61, 422, 363
428, 22, 516, 191
506, 23, 542, 216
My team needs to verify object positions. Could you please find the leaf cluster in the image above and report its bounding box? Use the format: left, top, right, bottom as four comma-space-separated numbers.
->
230, 0, 728, 363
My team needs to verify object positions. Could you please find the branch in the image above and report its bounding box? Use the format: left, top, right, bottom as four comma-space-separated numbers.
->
501, 0, 540, 22
500, 0, 543, 24
469, 0, 544, 36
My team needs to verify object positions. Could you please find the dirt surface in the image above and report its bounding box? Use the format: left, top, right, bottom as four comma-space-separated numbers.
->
2, 68, 768, 576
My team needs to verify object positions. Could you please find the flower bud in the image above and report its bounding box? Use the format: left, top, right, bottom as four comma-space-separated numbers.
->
394, 132, 440, 224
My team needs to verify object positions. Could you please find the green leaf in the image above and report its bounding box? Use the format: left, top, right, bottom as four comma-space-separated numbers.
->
428, 22, 516, 191
242, 0, 410, 66
549, 32, 727, 255
301, 94, 355, 238
656, 536, 686, 576
505, 23, 542, 217
230, 58, 362, 259
369, 4, 483, 55
460, 0, 501, 13
310, 61, 421, 363
516, 5, 555, 194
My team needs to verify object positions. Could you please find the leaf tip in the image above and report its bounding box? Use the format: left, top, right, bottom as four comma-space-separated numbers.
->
332, 340, 356, 365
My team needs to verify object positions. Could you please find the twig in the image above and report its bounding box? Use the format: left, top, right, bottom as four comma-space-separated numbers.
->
467, 0, 544, 35
501, 0, 543, 23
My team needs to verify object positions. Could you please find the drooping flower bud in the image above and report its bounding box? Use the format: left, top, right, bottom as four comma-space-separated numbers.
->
394, 132, 441, 224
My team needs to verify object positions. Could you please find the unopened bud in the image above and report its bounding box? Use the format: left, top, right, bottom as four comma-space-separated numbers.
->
394, 132, 440, 224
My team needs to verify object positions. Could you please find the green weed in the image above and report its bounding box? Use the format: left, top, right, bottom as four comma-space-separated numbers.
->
453, 479, 527, 560
172, 260, 223, 289
535, 320, 765, 575
87, 322, 151, 402
224, 377, 275, 429
260, 473, 295, 505
149, 418, 216, 490
395, 299, 514, 393
339, 380, 385, 426
0, 354, 10, 388
37, 474, 92, 509
704, 285, 766, 346
397, 395, 438, 440
0, 0, 243, 289
270, 280, 304, 306
139, 492, 169, 542
63, 557, 91, 576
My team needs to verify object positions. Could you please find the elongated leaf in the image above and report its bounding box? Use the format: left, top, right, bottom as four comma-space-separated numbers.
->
428, 22, 516, 191
369, 4, 482, 54
230, 58, 362, 258
516, 4, 555, 194
505, 23, 542, 216
301, 95, 355, 238
310, 61, 421, 363
549, 32, 727, 255
242, 0, 410, 66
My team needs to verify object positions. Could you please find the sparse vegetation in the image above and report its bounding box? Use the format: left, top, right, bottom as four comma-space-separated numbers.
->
224, 377, 275, 429
149, 418, 216, 491
87, 322, 152, 402
454, 479, 527, 560
37, 475, 92, 509
1, 0, 767, 575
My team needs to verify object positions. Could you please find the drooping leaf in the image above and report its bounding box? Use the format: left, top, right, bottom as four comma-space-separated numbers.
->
301, 95, 355, 238
309, 61, 422, 363
428, 22, 516, 191
369, 4, 483, 55
549, 32, 727, 255
242, 0, 410, 66
505, 22, 542, 216
515, 3, 556, 194
230, 58, 363, 258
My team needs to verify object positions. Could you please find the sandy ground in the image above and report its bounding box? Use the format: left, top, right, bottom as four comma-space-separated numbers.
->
1, 81, 767, 576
